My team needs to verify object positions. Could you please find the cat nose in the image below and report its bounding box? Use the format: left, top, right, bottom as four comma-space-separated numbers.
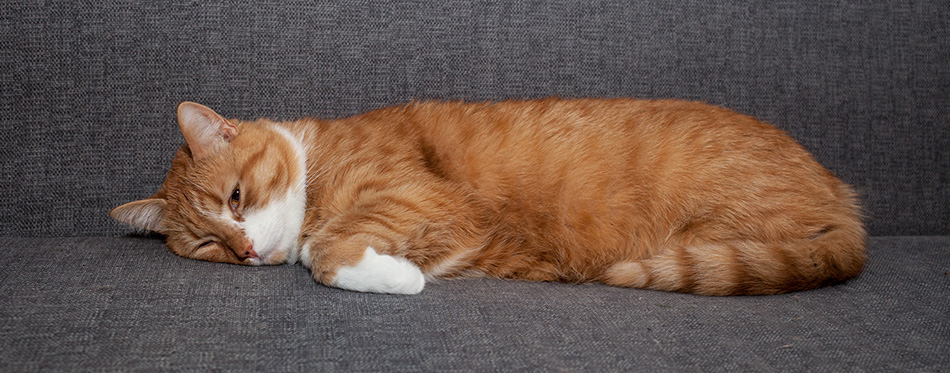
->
237, 244, 258, 260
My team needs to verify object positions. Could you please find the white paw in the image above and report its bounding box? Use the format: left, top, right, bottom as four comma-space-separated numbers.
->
331, 247, 425, 295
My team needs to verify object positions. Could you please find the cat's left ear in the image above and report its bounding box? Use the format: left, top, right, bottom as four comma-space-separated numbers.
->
177, 102, 238, 160
110, 198, 167, 233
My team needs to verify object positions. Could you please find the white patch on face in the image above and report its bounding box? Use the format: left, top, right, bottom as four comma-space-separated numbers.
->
242, 189, 306, 265
241, 124, 309, 265
331, 246, 425, 295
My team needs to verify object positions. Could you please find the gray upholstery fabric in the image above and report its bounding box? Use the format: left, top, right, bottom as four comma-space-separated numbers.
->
1, 0, 948, 237
1, 236, 948, 371
2, 1, 949, 371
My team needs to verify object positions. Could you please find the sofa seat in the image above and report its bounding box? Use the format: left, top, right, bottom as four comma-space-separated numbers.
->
2, 236, 947, 371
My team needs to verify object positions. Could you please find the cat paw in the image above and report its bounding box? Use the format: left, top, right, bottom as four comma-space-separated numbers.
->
330, 247, 425, 295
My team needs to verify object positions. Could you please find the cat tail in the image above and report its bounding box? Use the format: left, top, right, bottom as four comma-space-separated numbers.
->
602, 222, 867, 296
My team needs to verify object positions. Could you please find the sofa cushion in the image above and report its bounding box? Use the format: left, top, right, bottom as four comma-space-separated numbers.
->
1, 236, 947, 371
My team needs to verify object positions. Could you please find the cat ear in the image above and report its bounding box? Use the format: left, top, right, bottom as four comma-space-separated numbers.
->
177, 101, 239, 160
110, 198, 167, 232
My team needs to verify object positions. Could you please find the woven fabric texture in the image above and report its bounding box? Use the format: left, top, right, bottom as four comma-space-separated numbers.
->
1, 0, 948, 237
1, 236, 947, 371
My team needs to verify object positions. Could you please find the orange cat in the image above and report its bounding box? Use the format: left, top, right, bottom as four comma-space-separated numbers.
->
111, 98, 866, 295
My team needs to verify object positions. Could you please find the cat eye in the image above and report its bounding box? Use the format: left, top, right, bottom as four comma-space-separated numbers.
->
229, 187, 241, 211
197, 241, 215, 249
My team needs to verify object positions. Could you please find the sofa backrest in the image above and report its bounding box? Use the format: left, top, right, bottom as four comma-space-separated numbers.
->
2, 1, 947, 237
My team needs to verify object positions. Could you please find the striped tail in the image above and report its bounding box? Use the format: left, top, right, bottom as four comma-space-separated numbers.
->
601, 222, 867, 296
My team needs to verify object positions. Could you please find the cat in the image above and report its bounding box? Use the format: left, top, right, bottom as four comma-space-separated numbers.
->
111, 98, 866, 295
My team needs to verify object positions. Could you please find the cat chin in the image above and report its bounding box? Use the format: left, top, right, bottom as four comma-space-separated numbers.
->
260, 245, 299, 265
242, 243, 301, 266
241, 190, 307, 265
244, 254, 291, 266
244, 255, 281, 266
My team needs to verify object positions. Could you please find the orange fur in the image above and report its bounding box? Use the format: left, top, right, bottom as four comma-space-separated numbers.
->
112, 98, 866, 295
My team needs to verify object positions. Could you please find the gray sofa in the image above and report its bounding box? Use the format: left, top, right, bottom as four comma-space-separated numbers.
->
3, 1, 948, 371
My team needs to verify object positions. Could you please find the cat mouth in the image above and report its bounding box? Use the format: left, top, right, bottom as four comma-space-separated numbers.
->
249, 238, 291, 265
245, 252, 281, 266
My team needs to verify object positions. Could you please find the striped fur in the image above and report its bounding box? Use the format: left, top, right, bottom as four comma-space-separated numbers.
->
111, 98, 866, 295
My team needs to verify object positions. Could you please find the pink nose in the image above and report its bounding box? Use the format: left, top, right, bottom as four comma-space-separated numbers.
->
238, 244, 258, 260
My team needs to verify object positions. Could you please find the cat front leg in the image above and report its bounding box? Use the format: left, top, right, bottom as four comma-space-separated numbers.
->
331, 246, 425, 294
300, 233, 426, 295
297, 174, 484, 294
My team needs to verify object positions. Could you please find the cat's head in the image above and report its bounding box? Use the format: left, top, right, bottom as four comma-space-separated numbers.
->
111, 102, 307, 266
